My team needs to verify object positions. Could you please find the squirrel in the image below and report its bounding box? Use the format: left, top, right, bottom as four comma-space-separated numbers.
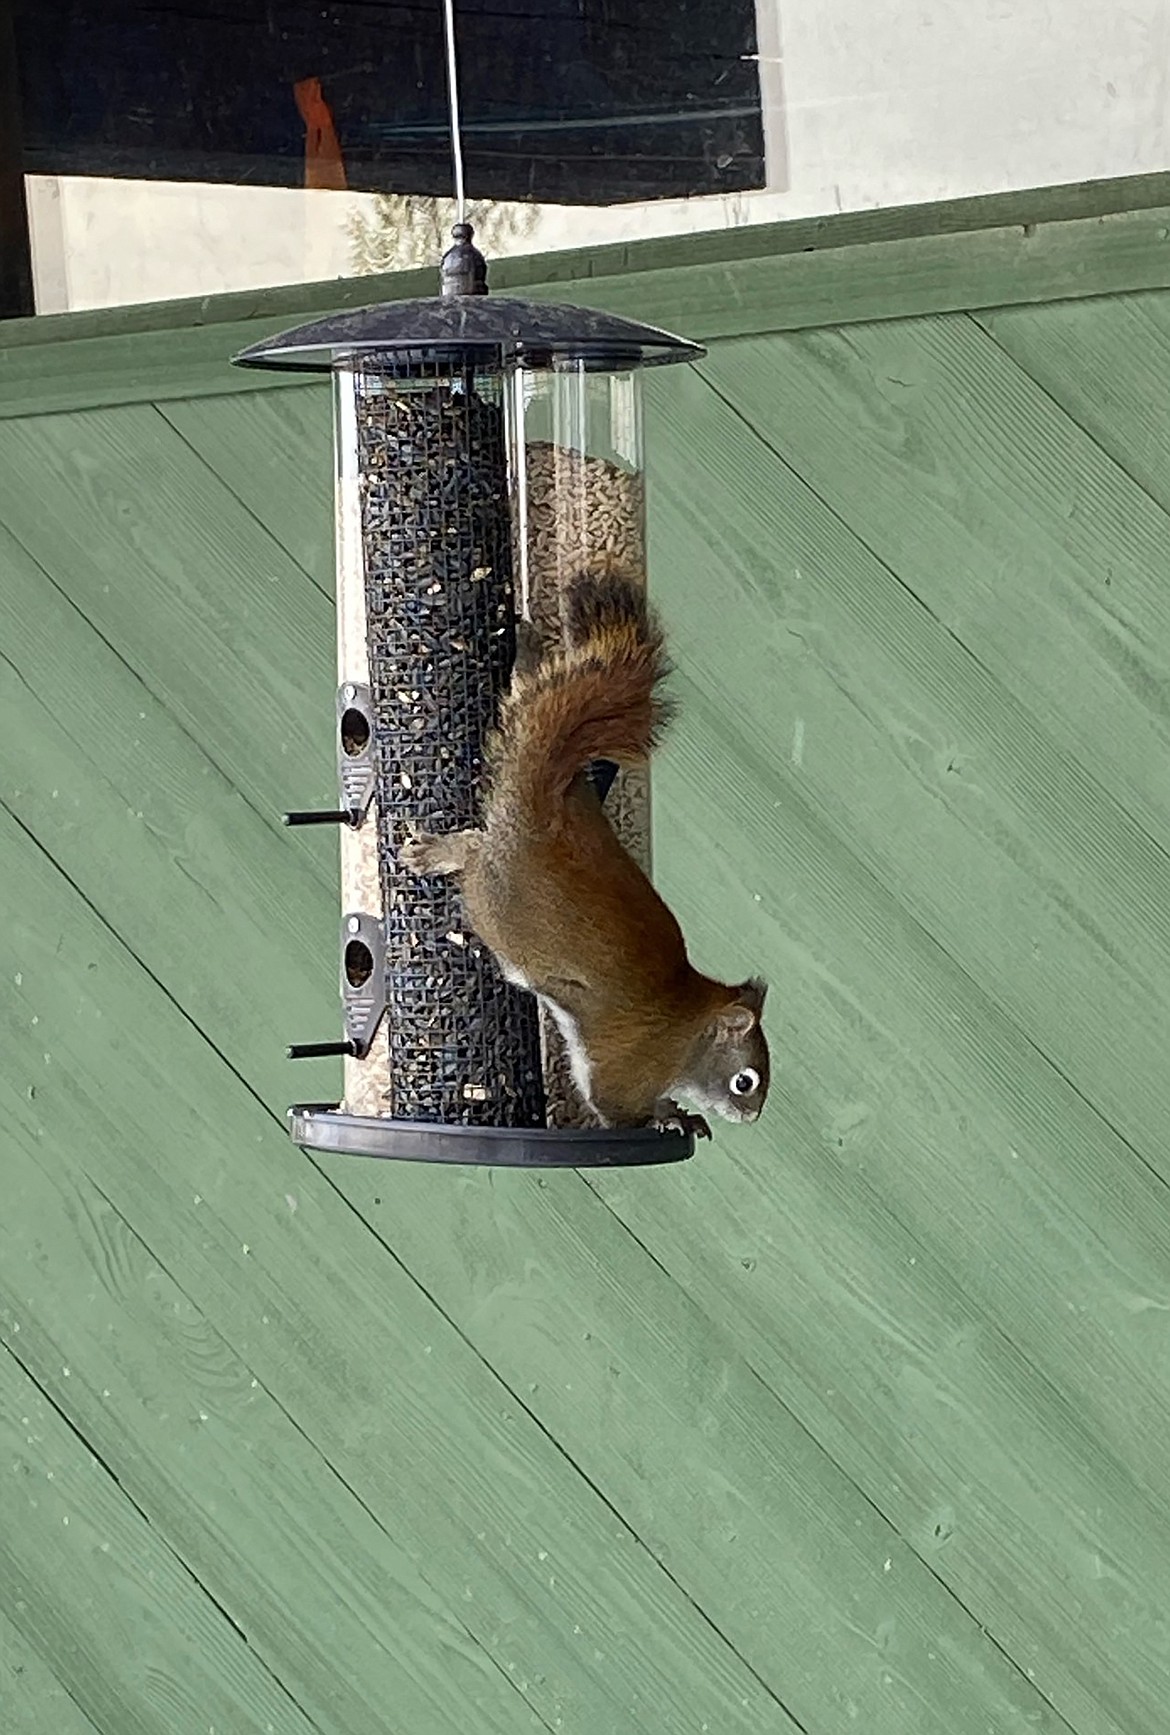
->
400, 572, 770, 1140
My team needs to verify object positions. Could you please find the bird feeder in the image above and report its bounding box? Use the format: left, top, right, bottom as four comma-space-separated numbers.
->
233, 227, 704, 1167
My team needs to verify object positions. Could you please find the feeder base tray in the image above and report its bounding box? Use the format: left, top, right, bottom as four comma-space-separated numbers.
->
289, 1104, 694, 1167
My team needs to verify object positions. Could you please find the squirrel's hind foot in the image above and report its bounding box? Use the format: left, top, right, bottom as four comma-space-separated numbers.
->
652, 1100, 712, 1141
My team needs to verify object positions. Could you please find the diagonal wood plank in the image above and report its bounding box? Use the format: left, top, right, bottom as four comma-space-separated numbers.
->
4, 387, 1169, 1730
160, 391, 334, 591
0, 1608, 101, 1735
1, 1148, 545, 1735
363, 1160, 1076, 1735
601, 690, 1170, 1735
1, 1345, 320, 1735
643, 361, 1170, 1178
0, 518, 338, 1108
0, 404, 337, 844
690, 318, 1170, 860
0, 590, 1070, 1735
0, 807, 798, 1735
0, 396, 1109, 1734
977, 290, 1170, 519
4, 1021, 1064, 1735
0, 451, 1145, 1735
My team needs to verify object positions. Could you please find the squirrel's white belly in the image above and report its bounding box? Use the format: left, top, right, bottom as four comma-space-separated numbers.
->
496, 956, 596, 1111
540, 996, 595, 1107
495, 954, 530, 990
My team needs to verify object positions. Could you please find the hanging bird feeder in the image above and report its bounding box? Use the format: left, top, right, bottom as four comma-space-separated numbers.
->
233, 224, 704, 1167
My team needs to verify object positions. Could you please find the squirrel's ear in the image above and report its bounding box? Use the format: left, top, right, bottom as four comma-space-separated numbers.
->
710, 980, 766, 1040
713, 1002, 756, 1039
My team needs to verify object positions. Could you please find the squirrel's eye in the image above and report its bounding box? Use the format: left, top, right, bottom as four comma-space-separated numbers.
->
730, 1068, 759, 1097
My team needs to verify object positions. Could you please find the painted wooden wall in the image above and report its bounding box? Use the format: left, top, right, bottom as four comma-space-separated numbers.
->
3, 181, 1170, 1735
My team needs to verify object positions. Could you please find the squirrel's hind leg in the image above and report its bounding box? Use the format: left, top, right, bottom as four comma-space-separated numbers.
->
399, 827, 478, 877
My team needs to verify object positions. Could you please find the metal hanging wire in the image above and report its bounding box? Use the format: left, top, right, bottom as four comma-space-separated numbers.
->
441, 0, 468, 225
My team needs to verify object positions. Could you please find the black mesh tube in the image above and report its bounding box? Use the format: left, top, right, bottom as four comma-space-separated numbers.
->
355, 362, 546, 1126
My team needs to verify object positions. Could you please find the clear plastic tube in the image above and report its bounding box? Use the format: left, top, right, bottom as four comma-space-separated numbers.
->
511, 363, 653, 1127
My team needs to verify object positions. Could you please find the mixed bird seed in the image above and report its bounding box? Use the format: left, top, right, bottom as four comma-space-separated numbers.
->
344, 377, 651, 1130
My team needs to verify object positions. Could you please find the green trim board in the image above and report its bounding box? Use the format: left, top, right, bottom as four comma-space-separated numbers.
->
7, 166, 1170, 351
5, 173, 1170, 419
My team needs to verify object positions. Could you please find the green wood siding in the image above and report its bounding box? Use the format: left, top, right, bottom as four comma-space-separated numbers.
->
2, 182, 1169, 1734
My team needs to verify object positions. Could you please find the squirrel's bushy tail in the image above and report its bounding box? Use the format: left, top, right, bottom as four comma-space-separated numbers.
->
488, 572, 674, 823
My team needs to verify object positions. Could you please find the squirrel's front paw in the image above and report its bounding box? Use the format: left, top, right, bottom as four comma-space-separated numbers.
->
398, 826, 473, 877
653, 1102, 712, 1141
398, 828, 438, 874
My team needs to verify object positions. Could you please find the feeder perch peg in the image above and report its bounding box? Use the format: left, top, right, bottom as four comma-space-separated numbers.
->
287, 1040, 359, 1061
232, 275, 705, 1168
283, 808, 361, 828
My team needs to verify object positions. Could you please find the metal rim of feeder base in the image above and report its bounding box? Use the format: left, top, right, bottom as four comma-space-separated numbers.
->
288, 1105, 694, 1168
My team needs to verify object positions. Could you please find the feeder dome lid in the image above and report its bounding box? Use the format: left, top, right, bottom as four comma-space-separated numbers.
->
232, 295, 705, 375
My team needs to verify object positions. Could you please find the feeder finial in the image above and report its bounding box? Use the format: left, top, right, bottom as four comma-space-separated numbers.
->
440, 221, 489, 298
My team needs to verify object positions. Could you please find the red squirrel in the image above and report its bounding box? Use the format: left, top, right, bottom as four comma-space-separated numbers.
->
400, 573, 770, 1139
